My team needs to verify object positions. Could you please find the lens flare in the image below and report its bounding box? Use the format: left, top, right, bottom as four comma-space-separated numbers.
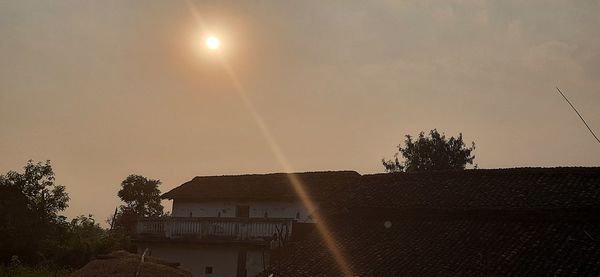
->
183, 0, 354, 275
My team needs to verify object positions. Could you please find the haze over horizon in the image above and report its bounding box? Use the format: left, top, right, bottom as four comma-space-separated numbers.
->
1, 0, 599, 223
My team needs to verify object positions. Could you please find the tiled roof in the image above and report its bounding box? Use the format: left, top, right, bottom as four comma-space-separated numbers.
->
161, 171, 360, 201
332, 167, 600, 211
271, 216, 600, 276
269, 167, 600, 276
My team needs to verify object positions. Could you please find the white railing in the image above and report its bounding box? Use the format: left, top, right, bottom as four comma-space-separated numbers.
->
136, 217, 294, 244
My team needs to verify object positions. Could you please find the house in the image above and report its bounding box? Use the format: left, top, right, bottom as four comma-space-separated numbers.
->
268, 167, 600, 276
134, 171, 361, 277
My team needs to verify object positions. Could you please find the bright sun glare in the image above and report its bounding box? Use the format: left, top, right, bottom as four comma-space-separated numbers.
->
206, 36, 220, 49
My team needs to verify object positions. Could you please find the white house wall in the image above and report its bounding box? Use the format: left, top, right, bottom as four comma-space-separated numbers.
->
172, 201, 237, 218
172, 200, 318, 223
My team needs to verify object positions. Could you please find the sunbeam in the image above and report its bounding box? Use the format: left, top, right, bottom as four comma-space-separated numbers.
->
182, 0, 354, 275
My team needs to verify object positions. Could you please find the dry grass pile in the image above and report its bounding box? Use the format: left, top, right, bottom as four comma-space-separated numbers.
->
71, 251, 192, 277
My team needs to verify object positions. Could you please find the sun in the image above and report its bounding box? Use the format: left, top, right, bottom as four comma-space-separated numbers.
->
206, 36, 220, 50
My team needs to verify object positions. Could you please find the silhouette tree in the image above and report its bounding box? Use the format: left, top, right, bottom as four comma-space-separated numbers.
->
0, 160, 69, 263
383, 129, 475, 172
114, 175, 163, 235
0, 185, 38, 262
53, 215, 110, 268
0, 160, 69, 221
0, 161, 128, 267
117, 175, 164, 218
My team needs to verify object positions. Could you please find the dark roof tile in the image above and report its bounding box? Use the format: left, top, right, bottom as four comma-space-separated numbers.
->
271, 217, 600, 276
270, 167, 600, 276
161, 171, 361, 201
332, 167, 600, 211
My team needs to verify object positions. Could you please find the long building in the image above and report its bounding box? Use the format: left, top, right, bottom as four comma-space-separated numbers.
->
134, 167, 600, 276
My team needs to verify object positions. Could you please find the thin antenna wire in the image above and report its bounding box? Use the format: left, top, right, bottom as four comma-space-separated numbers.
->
556, 87, 600, 144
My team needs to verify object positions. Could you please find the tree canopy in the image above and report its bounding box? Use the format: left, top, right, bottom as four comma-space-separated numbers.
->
0, 160, 69, 222
383, 129, 476, 172
0, 160, 70, 264
113, 175, 163, 234
117, 175, 164, 218
0, 160, 134, 269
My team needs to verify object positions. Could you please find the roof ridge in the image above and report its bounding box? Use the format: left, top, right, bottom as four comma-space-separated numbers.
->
162, 170, 362, 200
190, 170, 360, 180
363, 166, 600, 177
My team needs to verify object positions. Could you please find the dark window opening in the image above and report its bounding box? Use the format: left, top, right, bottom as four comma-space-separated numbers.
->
205, 266, 213, 274
236, 205, 250, 218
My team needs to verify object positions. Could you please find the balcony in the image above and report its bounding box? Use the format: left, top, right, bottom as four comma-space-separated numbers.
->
135, 217, 294, 246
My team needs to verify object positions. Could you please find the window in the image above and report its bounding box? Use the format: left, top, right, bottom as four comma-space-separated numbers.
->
296, 212, 301, 219
205, 266, 213, 274
236, 205, 250, 218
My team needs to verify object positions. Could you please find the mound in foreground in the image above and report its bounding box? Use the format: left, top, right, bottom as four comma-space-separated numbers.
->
71, 251, 192, 277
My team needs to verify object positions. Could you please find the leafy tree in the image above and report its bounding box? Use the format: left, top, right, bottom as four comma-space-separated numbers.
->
383, 129, 476, 172
0, 160, 132, 268
0, 160, 70, 264
0, 160, 69, 222
0, 185, 38, 262
114, 175, 163, 236
53, 215, 110, 268
117, 175, 163, 218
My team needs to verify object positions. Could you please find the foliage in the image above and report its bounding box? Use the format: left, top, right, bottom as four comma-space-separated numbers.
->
0, 160, 132, 270
383, 129, 476, 172
113, 206, 140, 235
0, 255, 70, 276
0, 185, 40, 262
53, 214, 138, 266
0, 160, 69, 264
0, 264, 70, 277
104, 227, 137, 253
51, 215, 111, 268
113, 174, 164, 250
0, 160, 69, 223
117, 175, 164, 218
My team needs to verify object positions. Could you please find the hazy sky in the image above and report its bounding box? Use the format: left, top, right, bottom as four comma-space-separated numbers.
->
1, 0, 599, 223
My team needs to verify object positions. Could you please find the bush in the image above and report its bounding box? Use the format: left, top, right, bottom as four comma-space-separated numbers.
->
0, 257, 71, 277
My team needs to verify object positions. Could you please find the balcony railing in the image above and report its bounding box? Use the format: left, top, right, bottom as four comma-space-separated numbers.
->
135, 217, 294, 245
